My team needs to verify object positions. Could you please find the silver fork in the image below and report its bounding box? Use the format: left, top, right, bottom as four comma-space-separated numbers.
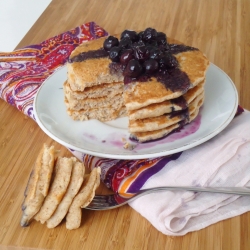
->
85, 186, 250, 210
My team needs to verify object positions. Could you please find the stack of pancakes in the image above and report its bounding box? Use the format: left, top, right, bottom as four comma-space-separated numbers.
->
65, 38, 126, 122
65, 35, 209, 142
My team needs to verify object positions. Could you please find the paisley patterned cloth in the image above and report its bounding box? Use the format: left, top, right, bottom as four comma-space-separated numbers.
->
0, 22, 108, 118
0, 22, 244, 196
72, 150, 182, 196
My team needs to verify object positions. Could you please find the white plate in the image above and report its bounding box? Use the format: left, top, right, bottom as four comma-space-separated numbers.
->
34, 63, 238, 159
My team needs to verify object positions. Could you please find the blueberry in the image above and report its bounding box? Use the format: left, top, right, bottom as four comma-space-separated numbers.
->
132, 42, 150, 62
161, 53, 178, 68
123, 59, 142, 78
145, 45, 157, 52
121, 30, 139, 42
137, 31, 144, 40
119, 37, 133, 49
158, 44, 170, 53
149, 48, 164, 61
158, 57, 168, 69
146, 40, 158, 47
68, 54, 83, 63
120, 49, 134, 65
165, 43, 170, 51
156, 32, 167, 45
132, 40, 145, 47
158, 68, 169, 75
143, 28, 158, 41
103, 36, 119, 51
143, 59, 159, 74
109, 46, 122, 62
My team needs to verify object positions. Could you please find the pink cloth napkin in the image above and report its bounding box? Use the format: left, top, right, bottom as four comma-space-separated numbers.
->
128, 110, 250, 235
1, 22, 250, 236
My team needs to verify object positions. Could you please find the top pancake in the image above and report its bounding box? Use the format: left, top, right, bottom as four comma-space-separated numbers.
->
128, 79, 205, 120
67, 36, 209, 98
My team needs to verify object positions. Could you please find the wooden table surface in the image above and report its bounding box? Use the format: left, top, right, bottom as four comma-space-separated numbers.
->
1, 0, 250, 249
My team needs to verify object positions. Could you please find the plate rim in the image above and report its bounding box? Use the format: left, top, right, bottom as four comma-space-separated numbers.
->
33, 63, 238, 159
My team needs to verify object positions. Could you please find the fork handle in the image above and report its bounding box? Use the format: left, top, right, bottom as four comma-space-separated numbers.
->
137, 186, 250, 196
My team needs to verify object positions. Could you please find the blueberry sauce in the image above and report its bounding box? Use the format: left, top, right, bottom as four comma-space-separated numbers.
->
170, 96, 188, 110
130, 113, 201, 146
68, 48, 109, 63
122, 65, 191, 94
169, 44, 198, 54
169, 108, 189, 121
156, 67, 191, 93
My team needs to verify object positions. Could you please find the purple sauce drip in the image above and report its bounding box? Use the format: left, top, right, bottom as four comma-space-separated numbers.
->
170, 96, 188, 111
169, 44, 198, 54
130, 108, 191, 144
130, 114, 201, 150
130, 112, 201, 145
68, 48, 109, 63
169, 108, 189, 121
156, 67, 191, 93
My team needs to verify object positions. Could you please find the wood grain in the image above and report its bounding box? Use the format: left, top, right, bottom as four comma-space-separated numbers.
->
0, 0, 250, 249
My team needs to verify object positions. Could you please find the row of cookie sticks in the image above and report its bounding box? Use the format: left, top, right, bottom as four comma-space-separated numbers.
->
21, 144, 100, 230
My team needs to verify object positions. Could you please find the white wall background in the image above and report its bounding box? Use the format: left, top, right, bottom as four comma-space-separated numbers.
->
0, 0, 51, 52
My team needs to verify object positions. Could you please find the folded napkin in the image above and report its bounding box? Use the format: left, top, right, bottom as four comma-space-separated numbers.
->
1, 22, 250, 236
0, 22, 107, 116
129, 110, 250, 235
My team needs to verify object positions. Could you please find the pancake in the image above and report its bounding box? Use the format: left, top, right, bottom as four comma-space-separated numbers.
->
65, 97, 126, 122
131, 97, 204, 142
67, 36, 209, 95
63, 81, 124, 100
128, 79, 205, 120
129, 92, 204, 133
65, 91, 123, 111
